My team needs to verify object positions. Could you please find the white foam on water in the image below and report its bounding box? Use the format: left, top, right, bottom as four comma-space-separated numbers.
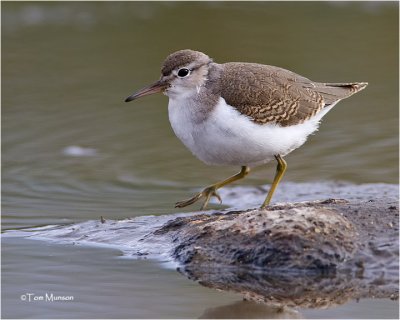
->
2, 211, 210, 268
62, 145, 97, 157
218, 181, 399, 209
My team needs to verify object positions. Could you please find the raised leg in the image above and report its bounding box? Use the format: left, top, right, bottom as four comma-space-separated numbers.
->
175, 166, 250, 210
261, 155, 287, 208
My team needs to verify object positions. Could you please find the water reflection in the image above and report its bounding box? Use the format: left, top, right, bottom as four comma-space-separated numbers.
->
199, 300, 301, 319
179, 265, 398, 310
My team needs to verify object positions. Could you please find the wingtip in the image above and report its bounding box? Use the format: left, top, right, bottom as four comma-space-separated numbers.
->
354, 82, 368, 92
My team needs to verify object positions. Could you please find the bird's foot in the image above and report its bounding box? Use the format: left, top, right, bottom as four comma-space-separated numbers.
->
175, 185, 222, 210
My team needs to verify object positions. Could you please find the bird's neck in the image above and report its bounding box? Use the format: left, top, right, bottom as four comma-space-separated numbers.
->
167, 64, 224, 124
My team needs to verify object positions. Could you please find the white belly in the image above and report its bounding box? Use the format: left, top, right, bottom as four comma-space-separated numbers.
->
168, 96, 330, 167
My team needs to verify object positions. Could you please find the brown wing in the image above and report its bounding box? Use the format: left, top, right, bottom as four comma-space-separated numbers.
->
220, 63, 367, 127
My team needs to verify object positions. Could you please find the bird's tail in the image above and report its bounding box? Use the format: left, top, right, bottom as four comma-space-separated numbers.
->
315, 82, 368, 104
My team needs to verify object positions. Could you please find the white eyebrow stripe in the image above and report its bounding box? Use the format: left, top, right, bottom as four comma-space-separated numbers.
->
186, 61, 199, 70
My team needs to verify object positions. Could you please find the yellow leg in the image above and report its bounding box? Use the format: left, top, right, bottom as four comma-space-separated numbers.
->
175, 166, 250, 210
261, 155, 287, 208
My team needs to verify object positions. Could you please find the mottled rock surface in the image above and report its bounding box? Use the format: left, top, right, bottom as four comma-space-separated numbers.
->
157, 199, 358, 270
155, 184, 399, 307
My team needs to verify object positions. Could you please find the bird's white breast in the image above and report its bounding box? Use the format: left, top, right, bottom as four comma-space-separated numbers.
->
168, 96, 332, 167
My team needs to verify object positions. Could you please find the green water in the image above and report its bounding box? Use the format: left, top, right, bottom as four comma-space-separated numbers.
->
2, 2, 399, 318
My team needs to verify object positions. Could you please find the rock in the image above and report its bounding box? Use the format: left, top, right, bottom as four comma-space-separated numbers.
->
155, 194, 399, 307
157, 200, 357, 270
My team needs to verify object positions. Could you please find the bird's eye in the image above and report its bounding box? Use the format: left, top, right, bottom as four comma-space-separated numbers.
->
177, 68, 190, 78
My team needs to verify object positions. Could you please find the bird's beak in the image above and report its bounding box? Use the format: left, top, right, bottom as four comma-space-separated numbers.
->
124, 80, 168, 102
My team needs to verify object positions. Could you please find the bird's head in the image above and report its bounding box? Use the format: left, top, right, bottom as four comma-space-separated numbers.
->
125, 49, 212, 102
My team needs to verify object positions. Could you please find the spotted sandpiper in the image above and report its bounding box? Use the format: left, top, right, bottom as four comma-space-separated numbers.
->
125, 49, 367, 210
